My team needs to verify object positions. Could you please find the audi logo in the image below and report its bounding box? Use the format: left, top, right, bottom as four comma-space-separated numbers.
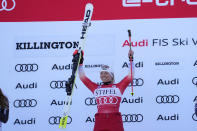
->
156, 95, 179, 104
48, 116, 72, 125
97, 96, 118, 105
85, 97, 97, 106
0, 0, 15, 11
13, 99, 37, 108
50, 81, 67, 89
15, 64, 38, 72
192, 77, 197, 86
192, 113, 197, 121
122, 114, 143, 122
130, 78, 144, 86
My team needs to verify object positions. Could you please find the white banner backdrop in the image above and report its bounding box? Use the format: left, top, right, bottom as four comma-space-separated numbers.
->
0, 18, 197, 131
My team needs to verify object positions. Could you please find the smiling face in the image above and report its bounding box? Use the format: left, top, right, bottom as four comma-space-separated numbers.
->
100, 71, 113, 83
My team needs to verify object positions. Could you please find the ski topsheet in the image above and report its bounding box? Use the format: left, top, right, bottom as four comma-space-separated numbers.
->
79, 3, 94, 51
59, 3, 94, 129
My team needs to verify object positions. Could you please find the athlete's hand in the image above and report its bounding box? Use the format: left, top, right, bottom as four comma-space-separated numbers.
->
73, 50, 84, 56
128, 49, 134, 61
73, 50, 84, 64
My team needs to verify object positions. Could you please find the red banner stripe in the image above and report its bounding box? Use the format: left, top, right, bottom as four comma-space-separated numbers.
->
0, 0, 197, 22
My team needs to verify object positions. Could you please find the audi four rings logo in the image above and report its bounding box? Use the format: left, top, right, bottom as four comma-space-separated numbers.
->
132, 78, 144, 86
85, 97, 97, 106
122, 114, 143, 122
156, 95, 179, 104
97, 96, 118, 105
85, 97, 119, 106
13, 99, 37, 108
15, 64, 38, 72
50, 81, 66, 89
192, 77, 197, 86
0, 0, 15, 11
49, 116, 72, 125
192, 113, 197, 121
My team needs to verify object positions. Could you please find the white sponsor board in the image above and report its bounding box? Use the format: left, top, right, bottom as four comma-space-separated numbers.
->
0, 18, 197, 131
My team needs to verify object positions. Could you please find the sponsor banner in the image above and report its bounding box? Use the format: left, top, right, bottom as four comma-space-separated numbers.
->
14, 35, 79, 57
84, 96, 144, 106
15, 82, 38, 90
85, 113, 144, 123
121, 37, 197, 48
14, 35, 115, 58
0, 0, 197, 21
1, 17, 197, 131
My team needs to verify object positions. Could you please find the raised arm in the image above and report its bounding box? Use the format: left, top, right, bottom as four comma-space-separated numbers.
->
117, 49, 134, 94
78, 65, 98, 93
74, 49, 97, 93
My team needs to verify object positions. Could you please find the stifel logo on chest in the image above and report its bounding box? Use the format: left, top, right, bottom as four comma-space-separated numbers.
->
94, 87, 121, 105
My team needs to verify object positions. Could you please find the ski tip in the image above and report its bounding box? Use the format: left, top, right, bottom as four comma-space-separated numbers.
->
86, 3, 94, 9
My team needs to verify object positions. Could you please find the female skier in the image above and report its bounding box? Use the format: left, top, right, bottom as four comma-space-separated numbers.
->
0, 88, 9, 131
73, 49, 134, 131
